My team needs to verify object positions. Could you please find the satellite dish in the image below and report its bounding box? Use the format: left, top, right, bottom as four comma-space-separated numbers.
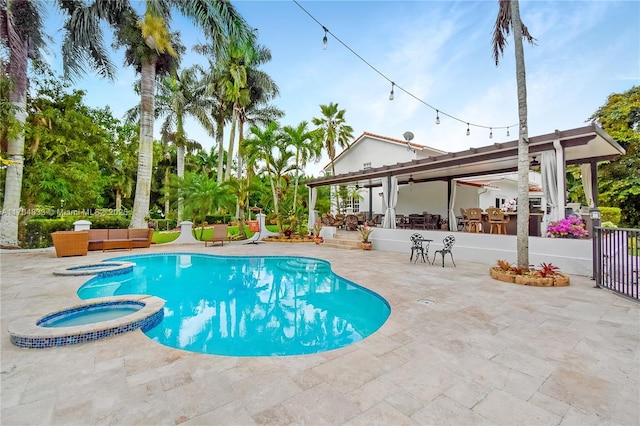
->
403, 131, 414, 142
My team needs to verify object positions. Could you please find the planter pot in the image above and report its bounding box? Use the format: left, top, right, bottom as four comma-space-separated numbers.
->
315, 237, 324, 245
490, 268, 515, 283
553, 274, 570, 287
515, 274, 553, 286
361, 242, 373, 250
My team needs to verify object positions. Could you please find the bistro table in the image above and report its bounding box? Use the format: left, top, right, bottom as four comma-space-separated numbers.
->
410, 236, 433, 263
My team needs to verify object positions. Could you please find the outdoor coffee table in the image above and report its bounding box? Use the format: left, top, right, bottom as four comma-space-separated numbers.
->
102, 239, 133, 252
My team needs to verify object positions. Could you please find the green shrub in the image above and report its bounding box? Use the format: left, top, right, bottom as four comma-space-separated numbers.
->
151, 219, 177, 231
599, 207, 622, 226
24, 218, 75, 248
204, 214, 232, 224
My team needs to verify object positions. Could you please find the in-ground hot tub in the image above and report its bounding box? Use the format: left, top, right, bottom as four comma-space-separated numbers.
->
9, 295, 164, 348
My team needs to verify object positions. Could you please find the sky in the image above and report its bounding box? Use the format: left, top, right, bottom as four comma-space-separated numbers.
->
42, 0, 640, 177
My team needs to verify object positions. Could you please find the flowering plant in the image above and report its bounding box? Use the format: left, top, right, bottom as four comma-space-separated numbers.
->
312, 219, 323, 237
501, 198, 517, 212
546, 215, 589, 238
358, 224, 373, 242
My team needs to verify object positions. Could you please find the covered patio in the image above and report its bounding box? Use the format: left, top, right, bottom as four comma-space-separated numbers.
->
305, 124, 626, 275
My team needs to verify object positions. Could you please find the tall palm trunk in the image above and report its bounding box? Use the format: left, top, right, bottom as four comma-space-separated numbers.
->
225, 108, 238, 181
176, 144, 184, 222
130, 60, 156, 228
215, 114, 225, 183
512, 0, 530, 269
0, 96, 27, 247
0, 37, 28, 248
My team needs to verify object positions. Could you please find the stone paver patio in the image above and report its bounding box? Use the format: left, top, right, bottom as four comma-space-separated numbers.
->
1, 242, 638, 425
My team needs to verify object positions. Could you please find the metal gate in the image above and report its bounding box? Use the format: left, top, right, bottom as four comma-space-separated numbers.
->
594, 227, 639, 301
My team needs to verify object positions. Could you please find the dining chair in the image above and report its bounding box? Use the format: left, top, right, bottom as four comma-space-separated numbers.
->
465, 208, 483, 233
409, 233, 428, 263
431, 235, 456, 267
486, 207, 509, 234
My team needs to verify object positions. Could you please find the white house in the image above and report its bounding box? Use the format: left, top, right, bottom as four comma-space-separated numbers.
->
322, 131, 542, 224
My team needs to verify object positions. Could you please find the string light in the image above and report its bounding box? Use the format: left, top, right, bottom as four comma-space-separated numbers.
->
389, 82, 395, 101
322, 26, 328, 50
507, 127, 510, 137
292, 0, 517, 135
489, 127, 493, 139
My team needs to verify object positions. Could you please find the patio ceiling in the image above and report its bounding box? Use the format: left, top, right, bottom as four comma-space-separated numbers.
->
305, 123, 625, 188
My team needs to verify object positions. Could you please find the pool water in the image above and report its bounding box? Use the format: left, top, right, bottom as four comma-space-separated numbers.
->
39, 305, 142, 328
77, 254, 390, 356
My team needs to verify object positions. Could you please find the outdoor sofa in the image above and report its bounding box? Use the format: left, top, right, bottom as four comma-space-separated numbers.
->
51, 231, 89, 258
87, 228, 154, 251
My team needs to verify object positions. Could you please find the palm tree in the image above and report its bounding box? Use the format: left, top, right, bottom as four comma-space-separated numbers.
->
0, 0, 128, 247
156, 65, 208, 222
244, 122, 293, 234
283, 122, 321, 212
226, 176, 261, 240
112, 1, 254, 228
493, 0, 536, 269
312, 103, 354, 176
178, 171, 234, 238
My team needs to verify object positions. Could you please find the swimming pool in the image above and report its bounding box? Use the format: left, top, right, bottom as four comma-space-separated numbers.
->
78, 253, 390, 356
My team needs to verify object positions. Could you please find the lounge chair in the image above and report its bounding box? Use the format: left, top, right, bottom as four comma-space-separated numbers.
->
205, 224, 229, 247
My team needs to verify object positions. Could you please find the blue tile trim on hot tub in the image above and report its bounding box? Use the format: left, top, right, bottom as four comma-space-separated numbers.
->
9, 298, 165, 349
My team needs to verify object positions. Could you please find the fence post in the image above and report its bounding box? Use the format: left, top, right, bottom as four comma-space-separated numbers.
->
590, 208, 601, 287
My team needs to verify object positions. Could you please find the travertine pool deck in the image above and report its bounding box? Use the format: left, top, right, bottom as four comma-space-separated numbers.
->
1, 242, 638, 425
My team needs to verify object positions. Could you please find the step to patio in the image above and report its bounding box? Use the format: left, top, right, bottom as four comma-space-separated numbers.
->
321, 230, 362, 250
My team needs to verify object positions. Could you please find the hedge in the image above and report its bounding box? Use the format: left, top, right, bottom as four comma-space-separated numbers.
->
599, 207, 622, 226
204, 214, 233, 224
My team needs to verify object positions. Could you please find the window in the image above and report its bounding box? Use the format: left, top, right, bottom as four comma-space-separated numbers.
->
363, 162, 371, 170
343, 197, 360, 213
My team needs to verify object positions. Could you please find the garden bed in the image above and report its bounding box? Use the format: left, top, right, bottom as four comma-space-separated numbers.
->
489, 267, 570, 287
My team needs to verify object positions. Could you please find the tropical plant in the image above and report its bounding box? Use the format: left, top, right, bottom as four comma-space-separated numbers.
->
312, 102, 354, 176
283, 121, 321, 216
177, 172, 234, 238
546, 216, 589, 238
226, 176, 261, 240
492, 0, 536, 269
312, 219, 323, 237
0, 0, 126, 247
358, 224, 373, 243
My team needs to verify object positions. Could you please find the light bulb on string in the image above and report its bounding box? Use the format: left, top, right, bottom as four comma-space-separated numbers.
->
506, 127, 510, 137
322, 27, 328, 50
435, 110, 440, 125
466, 123, 470, 136
388, 82, 395, 101
489, 128, 493, 139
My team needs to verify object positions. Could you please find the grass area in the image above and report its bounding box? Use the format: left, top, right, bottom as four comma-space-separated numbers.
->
152, 225, 281, 244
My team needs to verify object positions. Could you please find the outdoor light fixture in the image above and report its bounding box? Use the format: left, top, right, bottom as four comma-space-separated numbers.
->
529, 156, 540, 169
489, 128, 493, 139
322, 27, 328, 50
389, 82, 395, 100
590, 208, 601, 220
408, 176, 415, 186
466, 123, 470, 136
435, 110, 440, 125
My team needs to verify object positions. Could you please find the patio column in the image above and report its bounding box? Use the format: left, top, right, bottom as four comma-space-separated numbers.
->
554, 137, 566, 218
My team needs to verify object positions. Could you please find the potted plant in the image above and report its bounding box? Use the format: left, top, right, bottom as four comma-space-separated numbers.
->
313, 219, 324, 244
359, 225, 373, 250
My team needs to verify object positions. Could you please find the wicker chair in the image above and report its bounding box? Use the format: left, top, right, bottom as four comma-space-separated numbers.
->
51, 231, 89, 258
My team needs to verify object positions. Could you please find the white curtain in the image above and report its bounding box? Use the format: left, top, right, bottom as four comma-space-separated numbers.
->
541, 151, 559, 234
449, 179, 458, 232
580, 163, 595, 208
307, 187, 318, 231
382, 176, 398, 228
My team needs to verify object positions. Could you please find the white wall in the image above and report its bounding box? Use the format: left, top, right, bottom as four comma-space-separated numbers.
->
332, 137, 416, 175
369, 228, 592, 276
396, 181, 448, 216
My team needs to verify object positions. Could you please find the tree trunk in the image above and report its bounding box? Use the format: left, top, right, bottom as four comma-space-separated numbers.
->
0, 95, 27, 247
177, 144, 185, 222
511, 0, 530, 269
130, 60, 156, 228
116, 188, 122, 211
216, 115, 225, 183
225, 109, 238, 181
